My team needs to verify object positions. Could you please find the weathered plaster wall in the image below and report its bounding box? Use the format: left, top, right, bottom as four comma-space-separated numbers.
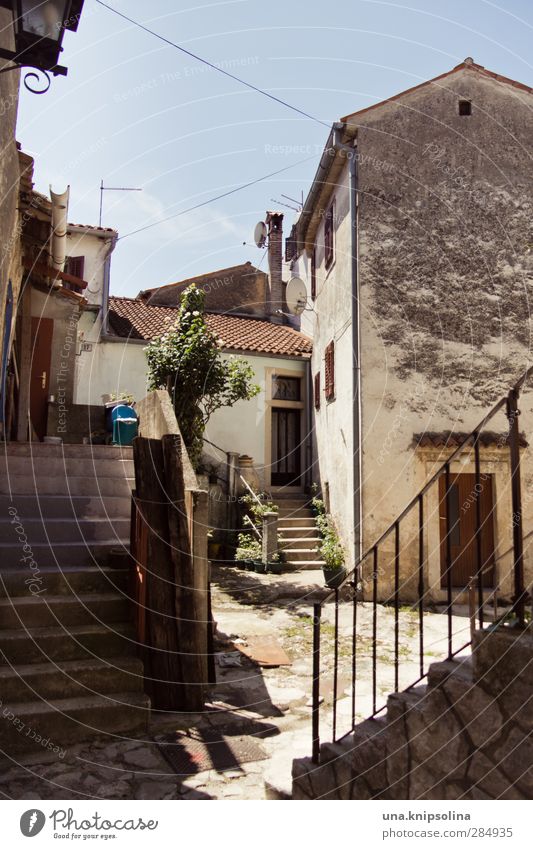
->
310, 67, 533, 592
0, 12, 21, 367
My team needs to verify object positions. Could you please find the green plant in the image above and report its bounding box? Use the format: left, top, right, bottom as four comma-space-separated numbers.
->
145, 284, 260, 467
234, 532, 262, 561
317, 513, 345, 570
109, 392, 135, 405
239, 493, 279, 521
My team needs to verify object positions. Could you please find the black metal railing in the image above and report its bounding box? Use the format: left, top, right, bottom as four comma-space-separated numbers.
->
311, 369, 533, 763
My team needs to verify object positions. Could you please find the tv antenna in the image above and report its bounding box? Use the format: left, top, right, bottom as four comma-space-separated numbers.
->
99, 179, 143, 227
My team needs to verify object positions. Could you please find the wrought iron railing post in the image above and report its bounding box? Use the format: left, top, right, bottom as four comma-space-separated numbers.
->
473, 432, 484, 629
506, 388, 526, 627
418, 494, 424, 678
394, 521, 400, 691
312, 603, 322, 763
445, 462, 453, 658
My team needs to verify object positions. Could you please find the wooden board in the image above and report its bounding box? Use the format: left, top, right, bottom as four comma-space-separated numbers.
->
235, 636, 291, 667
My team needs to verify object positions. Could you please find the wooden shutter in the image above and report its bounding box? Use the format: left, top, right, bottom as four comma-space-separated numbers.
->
66, 256, 85, 279
324, 341, 335, 400
311, 248, 316, 300
64, 256, 85, 292
324, 202, 334, 269
314, 371, 321, 409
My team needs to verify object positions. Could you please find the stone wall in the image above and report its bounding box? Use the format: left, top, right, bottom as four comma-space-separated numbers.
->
293, 626, 532, 800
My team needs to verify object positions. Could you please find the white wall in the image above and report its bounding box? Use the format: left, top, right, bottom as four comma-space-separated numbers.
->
65, 228, 114, 306
306, 169, 357, 567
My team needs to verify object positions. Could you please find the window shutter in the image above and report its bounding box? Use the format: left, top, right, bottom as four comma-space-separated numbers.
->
311, 248, 316, 300
325, 340, 335, 400
324, 202, 334, 269
66, 256, 85, 279
314, 371, 321, 409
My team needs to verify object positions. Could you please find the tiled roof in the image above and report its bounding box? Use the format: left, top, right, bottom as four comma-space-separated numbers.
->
108, 296, 312, 358
414, 431, 528, 449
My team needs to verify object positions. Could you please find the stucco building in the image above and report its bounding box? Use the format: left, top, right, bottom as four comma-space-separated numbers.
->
292, 58, 533, 602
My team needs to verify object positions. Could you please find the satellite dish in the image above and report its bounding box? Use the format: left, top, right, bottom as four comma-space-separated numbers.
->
254, 220, 267, 248
286, 276, 307, 315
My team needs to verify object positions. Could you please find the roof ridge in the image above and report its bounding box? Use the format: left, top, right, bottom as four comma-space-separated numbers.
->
341, 58, 533, 124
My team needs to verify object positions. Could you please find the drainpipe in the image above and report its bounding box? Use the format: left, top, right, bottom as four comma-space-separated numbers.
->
50, 186, 70, 273
333, 123, 362, 572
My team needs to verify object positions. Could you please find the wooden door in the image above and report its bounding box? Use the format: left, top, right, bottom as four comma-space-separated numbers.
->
30, 317, 53, 440
271, 408, 301, 486
439, 472, 495, 589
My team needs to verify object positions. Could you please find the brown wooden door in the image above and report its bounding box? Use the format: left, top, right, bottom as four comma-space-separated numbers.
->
30, 317, 53, 440
439, 472, 495, 589
271, 408, 301, 486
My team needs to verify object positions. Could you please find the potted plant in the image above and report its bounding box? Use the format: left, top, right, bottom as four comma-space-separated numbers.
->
319, 516, 347, 589
207, 530, 222, 560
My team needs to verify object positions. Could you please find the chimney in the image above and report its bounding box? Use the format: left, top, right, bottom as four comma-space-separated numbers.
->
266, 210, 283, 323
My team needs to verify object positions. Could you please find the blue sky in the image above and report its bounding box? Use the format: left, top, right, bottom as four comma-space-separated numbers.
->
16, 0, 533, 297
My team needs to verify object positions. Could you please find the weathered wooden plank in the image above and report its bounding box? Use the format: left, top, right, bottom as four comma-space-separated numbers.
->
132, 436, 185, 710
162, 433, 208, 711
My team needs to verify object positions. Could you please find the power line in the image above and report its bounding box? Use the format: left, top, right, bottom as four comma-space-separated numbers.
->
118, 153, 318, 240
95, 0, 330, 129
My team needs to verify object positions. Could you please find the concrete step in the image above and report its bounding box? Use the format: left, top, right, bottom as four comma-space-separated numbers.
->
278, 510, 315, 520
0, 656, 144, 703
279, 532, 321, 543
284, 560, 325, 570
427, 657, 474, 689
277, 517, 316, 529
0, 456, 134, 478
0, 494, 132, 520
0, 474, 134, 497
0, 592, 130, 629
280, 548, 322, 562
0, 565, 130, 598
0, 621, 137, 664
3, 444, 133, 459
0, 517, 130, 545
0, 691, 150, 755
0, 540, 129, 568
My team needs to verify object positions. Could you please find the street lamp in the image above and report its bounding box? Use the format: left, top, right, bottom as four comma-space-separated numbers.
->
0, 1, 84, 90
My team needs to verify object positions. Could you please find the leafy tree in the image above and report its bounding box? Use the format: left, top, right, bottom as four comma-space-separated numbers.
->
145, 285, 260, 467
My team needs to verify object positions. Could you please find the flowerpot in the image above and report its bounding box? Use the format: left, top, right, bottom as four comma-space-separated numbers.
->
323, 566, 347, 589
267, 562, 283, 575
253, 560, 267, 573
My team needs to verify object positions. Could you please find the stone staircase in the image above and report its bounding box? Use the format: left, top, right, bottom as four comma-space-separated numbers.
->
292, 628, 532, 800
276, 496, 324, 571
0, 443, 149, 756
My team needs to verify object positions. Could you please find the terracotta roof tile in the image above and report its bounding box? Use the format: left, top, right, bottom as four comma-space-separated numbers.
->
107, 296, 312, 358
414, 431, 528, 449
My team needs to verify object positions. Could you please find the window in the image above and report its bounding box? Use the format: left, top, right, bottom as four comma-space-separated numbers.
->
314, 372, 321, 409
272, 376, 300, 401
64, 256, 85, 292
458, 100, 472, 116
324, 202, 335, 269
324, 341, 335, 401
310, 248, 316, 300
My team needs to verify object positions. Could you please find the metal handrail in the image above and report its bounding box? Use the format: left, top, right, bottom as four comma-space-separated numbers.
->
311, 366, 533, 763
